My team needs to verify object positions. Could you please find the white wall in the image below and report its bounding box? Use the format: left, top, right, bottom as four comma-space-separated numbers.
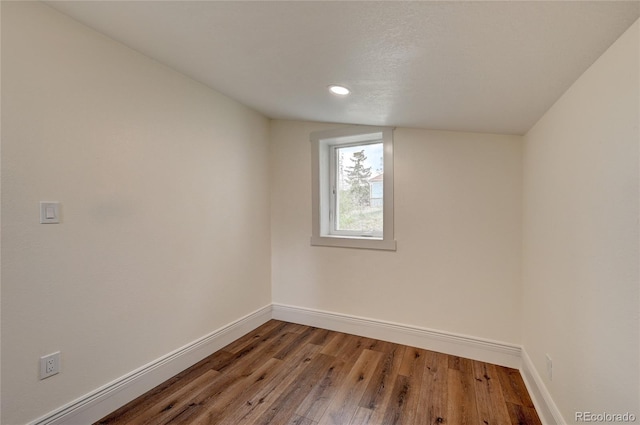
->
4, 2, 638, 424
522, 19, 639, 423
271, 120, 522, 344
0, 0, 3, 411
1, 2, 271, 424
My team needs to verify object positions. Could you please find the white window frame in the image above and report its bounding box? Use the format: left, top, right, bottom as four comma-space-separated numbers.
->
310, 125, 396, 251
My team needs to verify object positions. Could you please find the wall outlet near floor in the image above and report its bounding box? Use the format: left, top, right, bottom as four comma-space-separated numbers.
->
545, 354, 553, 381
40, 352, 60, 379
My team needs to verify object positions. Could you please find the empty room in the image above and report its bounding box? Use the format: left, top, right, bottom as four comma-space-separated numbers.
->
1, 1, 638, 424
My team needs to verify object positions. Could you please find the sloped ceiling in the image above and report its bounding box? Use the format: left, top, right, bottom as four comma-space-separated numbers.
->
47, 1, 640, 134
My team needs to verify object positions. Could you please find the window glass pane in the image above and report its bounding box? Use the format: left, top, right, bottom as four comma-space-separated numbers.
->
334, 142, 383, 234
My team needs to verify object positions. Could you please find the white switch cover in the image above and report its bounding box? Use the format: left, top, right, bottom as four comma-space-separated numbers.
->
40, 202, 60, 224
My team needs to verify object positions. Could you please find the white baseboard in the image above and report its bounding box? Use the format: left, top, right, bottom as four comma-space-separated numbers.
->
28, 304, 272, 425
520, 348, 566, 425
272, 303, 521, 369
28, 303, 562, 425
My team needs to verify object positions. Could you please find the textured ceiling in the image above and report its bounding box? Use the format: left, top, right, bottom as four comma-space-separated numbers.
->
47, 1, 639, 135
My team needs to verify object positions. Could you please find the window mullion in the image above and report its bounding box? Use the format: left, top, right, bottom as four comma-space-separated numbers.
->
329, 145, 337, 235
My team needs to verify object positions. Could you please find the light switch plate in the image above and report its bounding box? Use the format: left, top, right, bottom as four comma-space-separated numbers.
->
40, 202, 60, 224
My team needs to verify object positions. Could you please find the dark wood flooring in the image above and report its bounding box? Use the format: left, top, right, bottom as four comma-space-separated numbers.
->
95, 320, 541, 425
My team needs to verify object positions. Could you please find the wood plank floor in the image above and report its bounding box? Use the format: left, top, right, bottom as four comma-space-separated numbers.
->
95, 320, 542, 425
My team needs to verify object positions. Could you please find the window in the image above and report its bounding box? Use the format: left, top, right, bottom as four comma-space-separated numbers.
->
311, 125, 396, 250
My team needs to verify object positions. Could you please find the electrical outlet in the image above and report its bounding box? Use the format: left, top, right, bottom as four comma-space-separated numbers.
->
40, 352, 60, 380
545, 354, 552, 381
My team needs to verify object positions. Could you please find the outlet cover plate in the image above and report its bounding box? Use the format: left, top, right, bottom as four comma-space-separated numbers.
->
40, 352, 60, 379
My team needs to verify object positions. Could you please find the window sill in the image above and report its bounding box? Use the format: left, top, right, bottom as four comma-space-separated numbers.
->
310, 235, 397, 251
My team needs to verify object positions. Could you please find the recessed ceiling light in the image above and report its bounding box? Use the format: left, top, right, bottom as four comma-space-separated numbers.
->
329, 85, 350, 96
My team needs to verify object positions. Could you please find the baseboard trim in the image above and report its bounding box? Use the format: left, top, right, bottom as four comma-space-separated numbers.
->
520, 348, 565, 425
272, 303, 521, 368
28, 304, 273, 425
28, 304, 563, 425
